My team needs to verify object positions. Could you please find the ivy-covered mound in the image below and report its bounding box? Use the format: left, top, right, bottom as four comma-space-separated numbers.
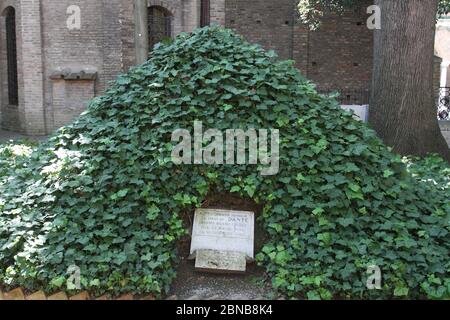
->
0, 27, 449, 299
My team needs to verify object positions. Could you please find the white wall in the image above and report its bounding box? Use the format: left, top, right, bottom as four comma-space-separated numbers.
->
341, 105, 369, 122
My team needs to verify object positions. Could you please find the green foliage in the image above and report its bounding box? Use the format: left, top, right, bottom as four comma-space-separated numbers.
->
0, 27, 449, 299
439, 0, 450, 16
298, 0, 450, 29
404, 155, 450, 192
0, 140, 37, 181
297, 0, 355, 29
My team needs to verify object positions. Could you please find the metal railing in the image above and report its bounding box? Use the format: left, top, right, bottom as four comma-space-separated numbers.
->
438, 87, 450, 121
318, 89, 370, 106
318, 87, 450, 121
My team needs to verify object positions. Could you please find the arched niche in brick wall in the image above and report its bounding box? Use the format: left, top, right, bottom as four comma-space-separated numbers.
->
147, 0, 177, 19
134, 0, 205, 65
148, 5, 174, 52
135, 0, 177, 64
0, 1, 45, 135
0, 4, 23, 132
3, 6, 18, 106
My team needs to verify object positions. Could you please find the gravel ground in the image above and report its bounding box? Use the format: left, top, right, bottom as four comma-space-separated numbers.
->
167, 257, 280, 300
0, 129, 47, 143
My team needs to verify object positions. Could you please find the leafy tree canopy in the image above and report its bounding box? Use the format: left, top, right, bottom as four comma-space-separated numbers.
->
298, 0, 450, 29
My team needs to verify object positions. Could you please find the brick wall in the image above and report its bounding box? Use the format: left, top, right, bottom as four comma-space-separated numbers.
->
0, 0, 47, 135
0, 0, 205, 135
0, 0, 375, 134
225, 0, 374, 94
41, 0, 103, 132
210, 0, 225, 26
306, 6, 373, 91
226, 0, 296, 61
51, 79, 95, 128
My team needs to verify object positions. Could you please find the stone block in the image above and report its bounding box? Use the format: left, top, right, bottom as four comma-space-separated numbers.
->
116, 294, 134, 300
69, 291, 90, 300
47, 292, 69, 300
195, 249, 247, 273
26, 291, 47, 300
190, 209, 255, 259
4, 288, 26, 300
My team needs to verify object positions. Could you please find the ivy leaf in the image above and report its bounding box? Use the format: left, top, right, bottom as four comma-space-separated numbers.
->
147, 205, 161, 221
317, 232, 332, 246
50, 276, 66, 288
90, 279, 101, 287
312, 207, 325, 216
230, 186, 241, 193
383, 169, 395, 178
337, 217, 354, 227
269, 223, 283, 233
244, 185, 256, 198
223, 104, 234, 112
111, 189, 129, 200
394, 286, 409, 297
307, 291, 321, 300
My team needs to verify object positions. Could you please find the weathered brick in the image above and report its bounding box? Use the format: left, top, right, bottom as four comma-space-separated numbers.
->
225, 0, 373, 97
4, 288, 26, 300
69, 291, 90, 300
116, 294, 134, 300
26, 291, 47, 300
47, 292, 69, 300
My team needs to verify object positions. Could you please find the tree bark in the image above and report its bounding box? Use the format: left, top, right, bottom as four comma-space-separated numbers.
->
370, 0, 450, 162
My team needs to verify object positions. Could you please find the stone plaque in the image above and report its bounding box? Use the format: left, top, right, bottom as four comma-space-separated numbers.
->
195, 250, 247, 273
190, 209, 255, 259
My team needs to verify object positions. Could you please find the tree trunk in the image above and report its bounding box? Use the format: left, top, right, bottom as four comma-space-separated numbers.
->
370, 0, 450, 162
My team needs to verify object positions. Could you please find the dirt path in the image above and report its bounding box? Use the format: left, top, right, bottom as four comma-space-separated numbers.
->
0, 130, 47, 143
167, 257, 280, 300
